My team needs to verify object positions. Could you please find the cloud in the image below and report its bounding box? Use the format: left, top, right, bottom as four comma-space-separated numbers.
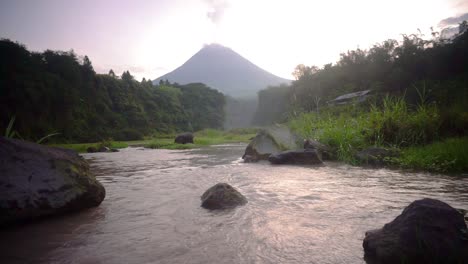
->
439, 12, 468, 27
205, 0, 229, 25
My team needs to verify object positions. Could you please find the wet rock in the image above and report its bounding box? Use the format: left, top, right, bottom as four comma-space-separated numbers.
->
303, 139, 335, 160
0, 138, 106, 226
86, 146, 97, 153
110, 148, 119, 152
242, 126, 302, 162
175, 132, 194, 144
98, 146, 110, 152
201, 183, 247, 210
355, 147, 399, 166
363, 198, 468, 264
268, 149, 323, 165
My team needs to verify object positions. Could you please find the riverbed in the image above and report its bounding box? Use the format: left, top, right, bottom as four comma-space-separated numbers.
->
1, 144, 467, 264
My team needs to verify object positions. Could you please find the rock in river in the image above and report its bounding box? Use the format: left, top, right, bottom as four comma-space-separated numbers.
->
242, 125, 302, 162
303, 139, 335, 160
363, 198, 468, 264
201, 183, 247, 210
175, 132, 194, 144
0, 137, 106, 226
268, 149, 323, 165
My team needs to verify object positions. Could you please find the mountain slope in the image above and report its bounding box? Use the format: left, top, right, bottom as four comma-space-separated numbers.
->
153, 44, 291, 98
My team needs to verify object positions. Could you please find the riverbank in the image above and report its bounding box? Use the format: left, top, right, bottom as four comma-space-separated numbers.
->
51, 128, 257, 153
289, 97, 468, 174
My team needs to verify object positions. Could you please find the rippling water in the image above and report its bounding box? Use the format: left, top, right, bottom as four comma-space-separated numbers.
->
1, 144, 467, 264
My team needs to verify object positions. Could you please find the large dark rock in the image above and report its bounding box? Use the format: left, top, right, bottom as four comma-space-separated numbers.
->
201, 183, 247, 210
355, 147, 399, 166
268, 149, 323, 165
363, 198, 468, 264
174, 132, 194, 144
303, 139, 335, 160
0, 137, 106, 226
242, 126, 302, 162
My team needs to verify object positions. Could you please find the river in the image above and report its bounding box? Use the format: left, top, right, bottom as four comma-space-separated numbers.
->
1, 144, 467, 264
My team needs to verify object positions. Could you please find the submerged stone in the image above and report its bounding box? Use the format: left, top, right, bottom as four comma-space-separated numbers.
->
363, 198, 468, 264
0, 138, 106, 226
201, 183, 247, 210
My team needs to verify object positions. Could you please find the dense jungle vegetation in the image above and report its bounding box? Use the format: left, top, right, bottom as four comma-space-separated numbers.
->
0, 39, 225, 143
254, 23, 468, 173
255, 23, 468, 125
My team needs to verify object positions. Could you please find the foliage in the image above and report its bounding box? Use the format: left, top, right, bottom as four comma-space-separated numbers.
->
289, 95, 468, 170
254, 24, 468, 125
0, 39, 226, 143
396, 137, 468, 173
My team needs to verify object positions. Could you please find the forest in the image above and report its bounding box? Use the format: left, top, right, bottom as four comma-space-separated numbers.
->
254, 22, 468, 125
0, 39, 225, 143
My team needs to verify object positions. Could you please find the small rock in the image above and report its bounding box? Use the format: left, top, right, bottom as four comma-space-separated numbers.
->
175, 132, 194, 144
86, 146, 97, 153
110, 148, 119, 152
98, 146, 110, 152
201, 183, 247, 210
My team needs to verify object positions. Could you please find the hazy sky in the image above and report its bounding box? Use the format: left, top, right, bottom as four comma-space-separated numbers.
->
1, 0, 467, 80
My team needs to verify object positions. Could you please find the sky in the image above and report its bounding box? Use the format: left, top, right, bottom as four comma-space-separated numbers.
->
1, 0, 467, 80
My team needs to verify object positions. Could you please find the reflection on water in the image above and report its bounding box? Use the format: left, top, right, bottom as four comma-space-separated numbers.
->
1, 144, 467, 264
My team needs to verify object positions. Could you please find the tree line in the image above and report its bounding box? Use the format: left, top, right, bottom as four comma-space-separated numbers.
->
0, 39, 225, 142
254, 22, 468, 125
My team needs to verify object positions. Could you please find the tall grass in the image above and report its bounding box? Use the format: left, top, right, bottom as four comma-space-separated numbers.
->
289, 95, 460, 170
397, 137, 468, 173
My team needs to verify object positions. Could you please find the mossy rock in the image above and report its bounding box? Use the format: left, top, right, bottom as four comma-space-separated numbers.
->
0, 138, 106, 226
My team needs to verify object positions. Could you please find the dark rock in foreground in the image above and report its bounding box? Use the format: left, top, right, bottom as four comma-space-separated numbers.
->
242, 126, 302, 162
175, 132, 194, 144
201, 183, 247, 210
355, 147, 399, 166
303, 139, 335, 160
363, 198, 468, 264
268, 149, 323, 165
0, 137, 106, 226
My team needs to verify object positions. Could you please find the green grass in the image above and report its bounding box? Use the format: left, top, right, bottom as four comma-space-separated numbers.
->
53, 129, 258, 152
289, 96, 468, 173
396, 137, 468, 173
144, 129, 257, 150
51, 141, 129, 153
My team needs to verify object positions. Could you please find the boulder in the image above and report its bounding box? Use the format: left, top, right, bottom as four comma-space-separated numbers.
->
355, 147, 399, 166
110, 148, 119, 152
268, 149, 323, 165
175, 132, 194, 144
303, 139, 335, 160
0, 138, 106, 226
242, 126, 302, 162
201, 183, 247, 210
363, 198, 468, 264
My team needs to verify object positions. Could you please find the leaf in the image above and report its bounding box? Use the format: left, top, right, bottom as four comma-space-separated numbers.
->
36, 133, 60, 144
5, 115, 16, 138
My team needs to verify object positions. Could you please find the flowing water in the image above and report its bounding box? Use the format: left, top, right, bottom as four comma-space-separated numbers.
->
1, 144, 467, 264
